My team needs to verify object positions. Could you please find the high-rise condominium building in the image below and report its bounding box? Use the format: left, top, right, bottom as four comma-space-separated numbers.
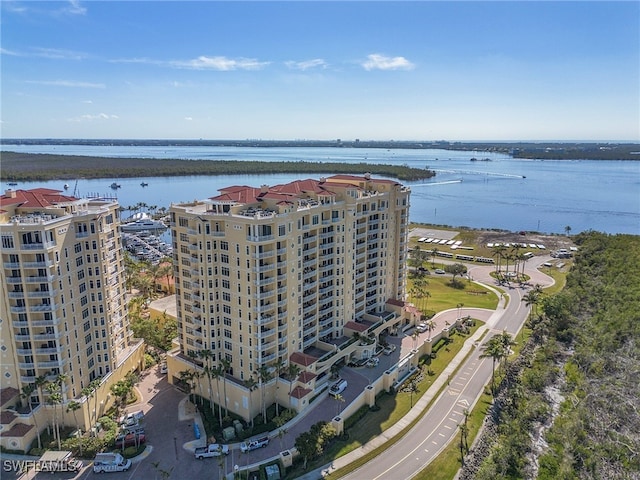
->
169, 174, 410, 419
0, 188, 143, 452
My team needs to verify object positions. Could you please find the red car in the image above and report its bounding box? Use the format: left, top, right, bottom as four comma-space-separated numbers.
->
115, 433, 146, 449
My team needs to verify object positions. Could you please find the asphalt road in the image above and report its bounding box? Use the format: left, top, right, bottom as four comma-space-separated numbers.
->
339, 257, 553, 480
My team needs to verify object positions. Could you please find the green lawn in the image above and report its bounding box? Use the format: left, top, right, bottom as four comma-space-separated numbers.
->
408, 274, 499, 313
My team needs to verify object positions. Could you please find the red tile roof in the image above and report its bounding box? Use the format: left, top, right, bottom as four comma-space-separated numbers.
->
289, 386, 312, 399
1, 410, 17, 425
298, 371, 316, 384
386, 298, 404, 307
0, 387, 20, 407
0, 422, 34, 438
344, 321, 369, 332
290, 351, 317, 367
0, 188, 76, 208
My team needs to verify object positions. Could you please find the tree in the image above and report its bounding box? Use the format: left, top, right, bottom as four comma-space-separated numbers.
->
198, 350, 219, 422
430, 248, 439, 268
492, 244, 507, 274
256, 365, 273, 423
273, 357, 286, 417
21, 385, 42, 449
333, 393, 345, 416
277, 427, 288, 452
220, 357, 231, 419
480, 336, 505, 396
564, 225, 572, 236
46, 382, 62, 450
286, 363, 301, 409
67, 401, 83, 455
425, 319, 436, 341
244, 377, 258, 428
445, 263, 467, 284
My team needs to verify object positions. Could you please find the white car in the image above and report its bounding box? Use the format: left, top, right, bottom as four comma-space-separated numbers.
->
416, 322, 428, 333
329, 379, 347, 397
366, 357, 380, 368
160, 363, 168, 374
383, 345, 396, 355
434, 268, 446, 274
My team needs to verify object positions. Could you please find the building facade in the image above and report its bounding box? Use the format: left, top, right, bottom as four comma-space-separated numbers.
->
168, 174, 410, 420
0, 188, 144, 451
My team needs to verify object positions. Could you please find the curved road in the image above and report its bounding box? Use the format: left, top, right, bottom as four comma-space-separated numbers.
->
339, 257, 554, 480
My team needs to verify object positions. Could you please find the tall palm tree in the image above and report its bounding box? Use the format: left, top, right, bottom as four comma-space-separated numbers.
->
34, 375, 48, 411
21, 385, 42, 449
430, 248, 439, 268
272, 357, 286, 417
480, 336, 505, 396
89, 378, 102, 426
498, 330, 517, 369
286, 363, 301, 410
67, 401, 83, 455
256, 365, 273, 423
198, 350, 219, 422
46, 382, 62, 449
211, 365, 225, 426
522, 290, 540, 318
244, 377, 258, 428
425, 319, 436, 341
220, 357, 231, 419
492, 244, 506, 274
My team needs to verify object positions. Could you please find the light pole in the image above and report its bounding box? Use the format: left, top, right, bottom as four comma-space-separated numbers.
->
234, 464, 239, 480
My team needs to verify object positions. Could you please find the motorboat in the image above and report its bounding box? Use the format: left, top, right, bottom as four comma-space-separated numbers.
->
120, 219, 167, 232
110, 182, 121, 189
140, 182, 148, 187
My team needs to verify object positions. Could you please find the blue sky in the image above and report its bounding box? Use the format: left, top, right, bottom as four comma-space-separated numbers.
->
1, 1, 638, 141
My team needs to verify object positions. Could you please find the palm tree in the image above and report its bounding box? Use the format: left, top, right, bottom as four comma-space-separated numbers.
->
564, 225, 572, 236
210, 365, 225, 426
480, 336, 505, 396
498, 330, 517, 369
333, 393, 345, 416
89, 378, 102, 426
286, 363, 301, 409
256, 365, 273, 424
34, 375, 48, 411
21, 385, 42, 449
220, 357, 231, 419
67, 401, 83, 455
273, 357, 286, 417
425, 319, 436, 341
430, 248, 439, 268
46, 382, 62, 449
522, 290, 540, 318
198, 350, 219, 422
492, 244, 507, 275
277, 427, 288, 451
244, 377, 258, 428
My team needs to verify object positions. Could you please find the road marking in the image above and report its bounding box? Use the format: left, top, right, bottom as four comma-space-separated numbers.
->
432, 441, 438, 445
438, 433, 445, 437
453, 410, 463, 416
444, 424, 452, 430
457, 399, 470, 408
448, 389, 460, 395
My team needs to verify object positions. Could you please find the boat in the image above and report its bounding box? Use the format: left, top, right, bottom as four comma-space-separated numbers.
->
140, 182, 148, 187
8, 182, 17, 186
64, 183, 69, 190
110, 182, 121, 189
120, 219, 167, 233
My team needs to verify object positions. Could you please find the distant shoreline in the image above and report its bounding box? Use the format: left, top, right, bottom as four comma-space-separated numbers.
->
2, 139, 639, 160
0, 151, 436, 182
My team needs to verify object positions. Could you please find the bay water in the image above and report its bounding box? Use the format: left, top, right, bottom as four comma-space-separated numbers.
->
2, 144, 639, 235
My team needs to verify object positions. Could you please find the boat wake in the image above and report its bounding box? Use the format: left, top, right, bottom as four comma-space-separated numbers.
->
411, 180, 463, 187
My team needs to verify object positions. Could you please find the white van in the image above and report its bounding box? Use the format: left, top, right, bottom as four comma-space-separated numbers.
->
93, 453, 132, 473
329, 379, 347, 397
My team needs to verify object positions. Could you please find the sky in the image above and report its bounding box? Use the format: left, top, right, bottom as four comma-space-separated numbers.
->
1, 1, 638, 141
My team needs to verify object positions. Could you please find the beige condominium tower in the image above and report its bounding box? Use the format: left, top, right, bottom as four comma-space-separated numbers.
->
0, 188, 144, 452
168, 174, 411, 422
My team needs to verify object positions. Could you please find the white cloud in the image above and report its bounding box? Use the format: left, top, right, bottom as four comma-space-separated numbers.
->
184, 117, 193, 121
82, 100, 93, 104
63, 0, 86, 15
26, 80, 105, 88
284, 59, 328, 71
361, 53, 415, 71
32, 47, 87, 60
0, 47, 20, 56
115, 55, 269, 71
172, 56, 269, 71
68, 113, 118, 122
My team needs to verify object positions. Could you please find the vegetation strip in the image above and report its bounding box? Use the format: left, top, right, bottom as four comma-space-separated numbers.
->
0, 152, 435, 182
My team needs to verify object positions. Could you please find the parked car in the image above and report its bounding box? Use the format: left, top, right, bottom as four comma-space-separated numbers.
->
416, 322, 428, 333
434, 268, 446, 274
93, 453, 131, 473
160, 363, 168, 374
115, 433, 146, 449
194, 443, 229, 459
240, 436, 269, 453
366, 357, 380, 368
122, 426, 145, 436
329, 379, 348, 397
383, 344, 396, 355
119, 410, 144, 426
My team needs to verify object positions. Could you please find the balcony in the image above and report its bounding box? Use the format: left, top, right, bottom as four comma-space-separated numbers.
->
259, 327, 276, 338
8, 292, 25, 299
3, 262, 20, 268
23, 260, 53, 268
22, 241, 56, 250
259, 340, 276, 350
257, 276, 275, 287
25, 275, 55, 283
28, 290, 58, 299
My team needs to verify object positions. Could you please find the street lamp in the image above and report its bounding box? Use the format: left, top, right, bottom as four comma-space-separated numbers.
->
234, 464, 239, 480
